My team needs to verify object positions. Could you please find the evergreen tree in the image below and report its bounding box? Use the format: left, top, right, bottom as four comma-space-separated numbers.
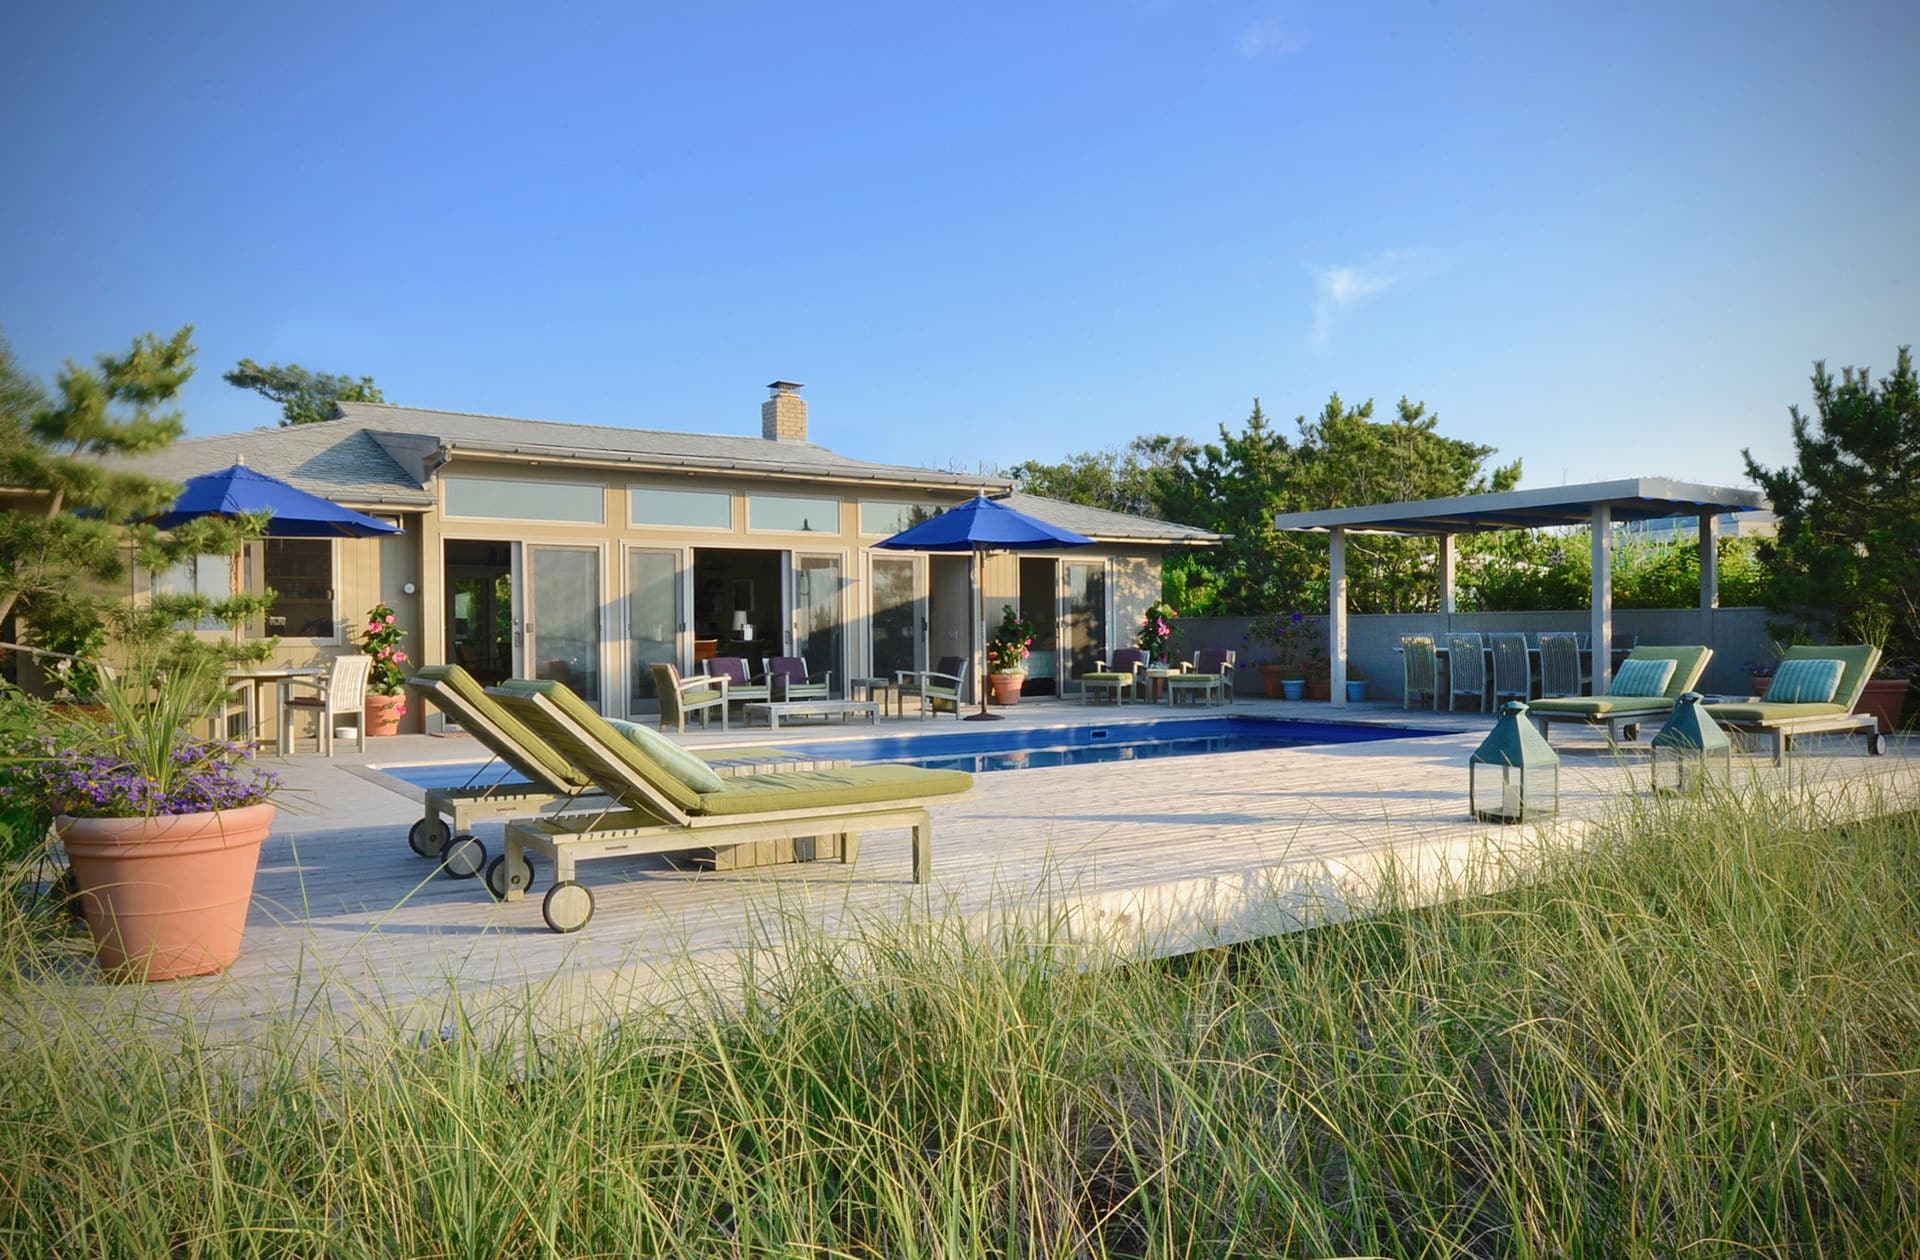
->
224, 358, 384, 427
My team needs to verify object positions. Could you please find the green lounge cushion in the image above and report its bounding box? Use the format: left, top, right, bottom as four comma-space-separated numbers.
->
497, 679, 706, 813
409, 665, 591, 789
606, 717, 726, 794
1083, 672, 1132, 683
1765, 657, 1845, 705
1609, 657, 1677, 697
698, 765, 974, 816
1773, 644, 1880, 711
1704, 701, 1848, 723
1528, 695, 1676, 718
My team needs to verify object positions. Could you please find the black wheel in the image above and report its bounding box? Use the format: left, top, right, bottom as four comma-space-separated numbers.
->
1622, 723, 1641, 742
409, 817, 450, 858
484, 852, 537, 900
542, 880, 594, 933
442, 834, 486, 879
1869, 731, 1887, 756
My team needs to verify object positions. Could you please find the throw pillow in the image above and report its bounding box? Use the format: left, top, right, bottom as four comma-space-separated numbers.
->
1608, 657, 1678, 698
1764, 657, 1845, 705
606, 717, 726, 794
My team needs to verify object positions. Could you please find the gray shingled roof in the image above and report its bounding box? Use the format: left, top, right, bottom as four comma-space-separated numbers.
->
999, 493, 1218, 544
136, 420, 435, 507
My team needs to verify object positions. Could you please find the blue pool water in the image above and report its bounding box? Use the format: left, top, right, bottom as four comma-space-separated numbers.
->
383, 716, 1454, 789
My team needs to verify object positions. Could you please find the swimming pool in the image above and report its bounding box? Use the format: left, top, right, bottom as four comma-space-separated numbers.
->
381, 715, 1454, 789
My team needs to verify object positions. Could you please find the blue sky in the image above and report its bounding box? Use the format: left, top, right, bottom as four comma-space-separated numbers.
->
3, 1, 1916, 490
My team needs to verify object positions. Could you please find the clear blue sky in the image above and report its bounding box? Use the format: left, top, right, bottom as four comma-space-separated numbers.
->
4, 1, 1916, 490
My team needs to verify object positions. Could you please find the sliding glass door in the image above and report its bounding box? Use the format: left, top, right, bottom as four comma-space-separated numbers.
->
870, 554, 923, 681
627, 548, 682, 707
793, 553, 844, 692
525, 545, 602, 707
1064, 559, 1107, 691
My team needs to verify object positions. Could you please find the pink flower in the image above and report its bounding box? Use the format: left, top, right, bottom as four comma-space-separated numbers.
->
367, 622, 381, 634
385, 613, 397, 626
393, 650, 407, 663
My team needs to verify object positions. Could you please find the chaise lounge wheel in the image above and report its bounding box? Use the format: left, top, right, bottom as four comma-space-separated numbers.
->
1869, 731, 1887, 756
442, 834, 486, 879
409, 817, 450, 858
485, 852, 537, 900
542, 881, 594, 933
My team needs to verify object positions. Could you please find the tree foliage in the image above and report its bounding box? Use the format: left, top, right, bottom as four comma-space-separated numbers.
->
1006, 435, 1196, 519
1744, 347, 1920, 665
223, 358, 384, 427
1459, 530, 1772, 611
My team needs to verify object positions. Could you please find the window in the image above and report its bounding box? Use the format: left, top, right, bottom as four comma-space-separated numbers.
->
630, 486, 732, 529
444, 476, 604, 524
749, 493, 839, 533
261, 539, 337, 639
859, 500, 940, 536
151, 555, 231, 629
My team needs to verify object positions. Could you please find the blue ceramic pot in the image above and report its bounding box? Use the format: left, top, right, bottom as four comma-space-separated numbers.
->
1281, 679, 1306, 701
1346, 680, 1370, 702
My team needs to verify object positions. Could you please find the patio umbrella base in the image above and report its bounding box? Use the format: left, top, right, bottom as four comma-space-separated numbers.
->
963, 712, 1004, 722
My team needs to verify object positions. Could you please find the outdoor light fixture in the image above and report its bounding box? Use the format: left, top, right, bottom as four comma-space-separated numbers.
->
1649, 692, 1733, 794
1469, 701, 1560, 824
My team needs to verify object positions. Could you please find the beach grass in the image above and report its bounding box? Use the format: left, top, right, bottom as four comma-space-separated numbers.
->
2, 786, 1916, 1257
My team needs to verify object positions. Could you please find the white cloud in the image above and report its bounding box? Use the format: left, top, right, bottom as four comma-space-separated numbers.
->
1308, 248, 1443, 347
1235, 16, 1305, 59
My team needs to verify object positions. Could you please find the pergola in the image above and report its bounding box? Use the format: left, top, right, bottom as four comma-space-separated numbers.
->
1270, 478, 1771, 706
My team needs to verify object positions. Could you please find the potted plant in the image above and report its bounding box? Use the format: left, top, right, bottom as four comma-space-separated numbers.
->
22, 661, 282, 981
1247, 612, 1323, 700
1345, 661, 1369, 703
1136, 601, 1176, 668
360, 602, 410, 735
985, 604, 1038, 706
1851, 609, 1915, 734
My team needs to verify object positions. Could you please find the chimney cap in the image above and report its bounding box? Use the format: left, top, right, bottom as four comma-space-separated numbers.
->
766, 380, 804, 395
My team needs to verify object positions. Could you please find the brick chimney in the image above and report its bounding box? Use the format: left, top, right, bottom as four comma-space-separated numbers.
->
761, 380, 807, 443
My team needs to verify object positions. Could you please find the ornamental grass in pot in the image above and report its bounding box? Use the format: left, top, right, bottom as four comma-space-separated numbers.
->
19, 662, 281, 981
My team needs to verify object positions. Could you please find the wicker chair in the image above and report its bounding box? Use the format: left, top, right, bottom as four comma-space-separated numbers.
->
1490, 632, 1533, 704
1446, 632, 1488, 712
1401, 635, 1439, 710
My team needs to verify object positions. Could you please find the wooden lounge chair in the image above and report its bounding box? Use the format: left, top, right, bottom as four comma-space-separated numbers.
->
1083, 648, 1144, 705
488, 679, 974, 932
1528, 645, 1713, 749
899, 656, 969, 719
1704, 644, 1888, 765
1167, 648, 1235, 706
655, 662, 729, 733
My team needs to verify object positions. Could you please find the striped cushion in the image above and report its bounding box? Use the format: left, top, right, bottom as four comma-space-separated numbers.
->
1765, 657, 1845, 705
1608, 657, 1677, 697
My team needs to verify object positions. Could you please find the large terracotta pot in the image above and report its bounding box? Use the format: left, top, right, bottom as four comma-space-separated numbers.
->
988, 672, 1026, 706
364, 692, 404, 736
1303, 678, 1332, 702
1856, 677, 1913, 734
58, 802, 274, 981
1258, 665, 1287, 699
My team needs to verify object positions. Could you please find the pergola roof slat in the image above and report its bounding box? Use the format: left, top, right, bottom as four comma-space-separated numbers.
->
1271, 477, 1768, 536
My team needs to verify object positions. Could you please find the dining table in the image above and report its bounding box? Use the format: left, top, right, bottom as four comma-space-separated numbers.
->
224, 665, 325, 751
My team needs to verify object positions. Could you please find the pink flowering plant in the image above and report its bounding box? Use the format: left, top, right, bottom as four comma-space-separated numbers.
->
986, 604, 1039, 674
1135, 601, 1176, 663
360, 602, 409, 709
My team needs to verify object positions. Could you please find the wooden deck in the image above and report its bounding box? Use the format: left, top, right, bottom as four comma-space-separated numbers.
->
32, 696, 1920, 1042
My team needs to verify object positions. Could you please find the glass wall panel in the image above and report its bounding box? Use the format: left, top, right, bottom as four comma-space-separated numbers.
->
859, 500, 939, 536
870, 557, 919, 679
795, 555, 843, 689
1065, 560, 1107, 686
749, 494, 839, 533
261, 539, 335, 638
529, 546, 601, 705
630, 487, 731, 529
627, 550, 681, 705
445, 476, 603, 524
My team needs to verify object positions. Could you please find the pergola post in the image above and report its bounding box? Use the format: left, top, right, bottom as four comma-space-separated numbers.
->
1698, 511, 1719, 611
1591, 504, 1613, 694
1329, 526, 1349, 707
1438, 532, 1457, 623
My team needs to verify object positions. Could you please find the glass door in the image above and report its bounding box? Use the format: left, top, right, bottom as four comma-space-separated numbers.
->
792, 553, 844, 694
1063, 559, 1107, 693
525, 545, 602, 707
870, 554, 923, 682
626, 548, 683, 710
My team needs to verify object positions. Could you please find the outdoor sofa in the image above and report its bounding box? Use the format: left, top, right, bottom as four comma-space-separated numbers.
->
487, 679, 974, 932
1704, 644, 1888, 764
1527, 645, 1713, 748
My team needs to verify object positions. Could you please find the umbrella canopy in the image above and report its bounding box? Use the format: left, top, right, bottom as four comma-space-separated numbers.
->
875, 494, 1093, 720
151, 463, 402, 538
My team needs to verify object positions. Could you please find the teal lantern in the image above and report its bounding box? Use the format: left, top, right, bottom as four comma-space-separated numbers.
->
1470, 701, 1560, 824
1650, 692, 1732, 794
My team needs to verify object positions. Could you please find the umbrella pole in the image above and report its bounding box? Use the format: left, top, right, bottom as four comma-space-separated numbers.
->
964, 546, 1002, 722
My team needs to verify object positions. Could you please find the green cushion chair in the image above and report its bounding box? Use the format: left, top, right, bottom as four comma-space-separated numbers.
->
487, 679, 974, 932
899, 656, 970, 719
1704, 644, 1886, 765
1528, 645, 1713, 749
652, 662, 729, 733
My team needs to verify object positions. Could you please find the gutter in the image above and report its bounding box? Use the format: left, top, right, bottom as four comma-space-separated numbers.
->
440, 441, 1012, 493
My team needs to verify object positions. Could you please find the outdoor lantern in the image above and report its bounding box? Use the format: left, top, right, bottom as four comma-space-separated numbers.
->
1650, 692, 1733, 794
1469, 701, 1560, 824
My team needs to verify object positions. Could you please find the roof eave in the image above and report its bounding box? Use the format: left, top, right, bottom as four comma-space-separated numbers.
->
440, 441, 1013, 492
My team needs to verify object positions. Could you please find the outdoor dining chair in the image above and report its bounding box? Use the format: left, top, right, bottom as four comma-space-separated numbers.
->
280, 654, 373, 756
1538, 632, 1588, 697
1401, 635, 1439, 710
1490, 632, 1533, 704
652, 662, 729, 733
1446, 632, 1488, 712
899, 656, 969, 718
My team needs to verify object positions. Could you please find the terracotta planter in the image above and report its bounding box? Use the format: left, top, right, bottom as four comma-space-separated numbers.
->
1258, 665, 1287, 699
1856, 677, 1913, 734
988, 672, 1026, 706
1747, 672, 1773, 699
1304, 678, 1332, 702
364, 692, 404, 736
58, 802, 274, 981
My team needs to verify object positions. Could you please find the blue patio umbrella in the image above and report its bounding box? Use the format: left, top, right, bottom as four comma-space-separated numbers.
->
876, 493, 1093, 721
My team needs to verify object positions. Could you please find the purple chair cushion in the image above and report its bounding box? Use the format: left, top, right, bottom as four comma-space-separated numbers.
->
1196, 649, 1230, 674
769, 657, 807, 683
707, 656, 750, 685
1110, 649, 1145, 672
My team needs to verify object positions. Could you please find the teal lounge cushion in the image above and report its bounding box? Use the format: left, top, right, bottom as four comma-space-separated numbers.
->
1609, 657, 1677, 697
1704, 700, 1847, 723
1765, 657, 1845, 705
1529, 695, 1674, 718
607, 717, 726, 794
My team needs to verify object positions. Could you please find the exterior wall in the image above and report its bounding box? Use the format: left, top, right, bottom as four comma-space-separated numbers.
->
1173, 607, 1777, 700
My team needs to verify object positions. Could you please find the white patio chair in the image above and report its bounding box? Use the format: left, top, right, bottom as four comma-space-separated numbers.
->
1490, 632, 1533, 704
1446, 632, 1488, 712
280, 654, 373, 756
1401, 635, 1439, 710
1538, 632, 1588, 697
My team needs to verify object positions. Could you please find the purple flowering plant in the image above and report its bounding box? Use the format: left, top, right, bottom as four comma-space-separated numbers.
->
1246, 611, 1328, 678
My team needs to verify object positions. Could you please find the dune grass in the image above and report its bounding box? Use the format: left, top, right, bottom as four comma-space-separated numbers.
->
2, 787, 1917, 1258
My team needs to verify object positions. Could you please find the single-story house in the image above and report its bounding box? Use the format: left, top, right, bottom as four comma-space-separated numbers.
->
113, 382, 1215, 729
